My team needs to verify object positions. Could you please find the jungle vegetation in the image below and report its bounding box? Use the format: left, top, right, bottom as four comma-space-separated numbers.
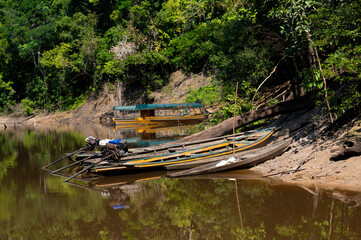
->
0, 0, 360, 119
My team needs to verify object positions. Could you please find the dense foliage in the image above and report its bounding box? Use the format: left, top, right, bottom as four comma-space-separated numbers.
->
0, 0, 360, 118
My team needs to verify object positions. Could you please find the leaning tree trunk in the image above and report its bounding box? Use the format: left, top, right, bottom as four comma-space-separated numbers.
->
177, 94, 314, 142
116, 82, 122, 106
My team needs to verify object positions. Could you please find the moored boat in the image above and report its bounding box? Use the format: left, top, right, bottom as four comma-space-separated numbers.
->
166, 138, 291, 177
86, 127, 276, 174
113, 103, 208, 126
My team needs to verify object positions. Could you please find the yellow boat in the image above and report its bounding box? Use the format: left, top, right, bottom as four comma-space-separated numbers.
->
113, 103, 208, 126
87, 127, 276, 174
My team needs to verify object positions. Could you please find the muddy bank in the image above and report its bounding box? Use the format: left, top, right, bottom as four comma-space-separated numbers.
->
253, 108, 361, 192
1, 91, 361, 193
2, 109, 361, 193
0, 91, 114, 128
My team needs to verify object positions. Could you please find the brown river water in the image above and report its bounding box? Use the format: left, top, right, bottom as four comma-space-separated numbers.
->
0, 124, 361, 239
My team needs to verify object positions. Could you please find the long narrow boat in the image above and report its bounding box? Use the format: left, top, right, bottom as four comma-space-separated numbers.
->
166, 139, 291, 178
82, 128, 271, 161
86, 127, 276, 174
113, 103, 208, 126
77, 130, 258, 159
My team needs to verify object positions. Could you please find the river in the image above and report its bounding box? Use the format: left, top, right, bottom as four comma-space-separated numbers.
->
0, 124, 360, 239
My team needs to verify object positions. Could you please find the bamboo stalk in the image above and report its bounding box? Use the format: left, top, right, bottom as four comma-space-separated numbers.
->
314, 47, 333, 123
233, 82, 239, 155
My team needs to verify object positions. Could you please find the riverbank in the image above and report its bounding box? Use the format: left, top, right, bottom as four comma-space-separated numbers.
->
1, 101, 360, 193
254, 108, 361, 193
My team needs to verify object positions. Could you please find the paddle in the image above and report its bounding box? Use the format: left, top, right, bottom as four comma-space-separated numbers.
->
63, 154, 114, 182
42, 147, 85, 170
51, 153, 102, 174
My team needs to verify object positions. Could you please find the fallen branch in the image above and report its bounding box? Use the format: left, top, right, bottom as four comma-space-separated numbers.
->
264, 168, 306, 177
292, 152, 315, 173
178, 93, 314, 142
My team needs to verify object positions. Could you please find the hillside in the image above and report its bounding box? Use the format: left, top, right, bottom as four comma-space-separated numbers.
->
1, 79, 361, 193
0, 71, 214, 126
1, 1, 360, 126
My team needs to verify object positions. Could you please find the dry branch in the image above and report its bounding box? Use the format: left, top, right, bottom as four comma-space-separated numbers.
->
252, 56, 286, 102
178, 93, 314, 142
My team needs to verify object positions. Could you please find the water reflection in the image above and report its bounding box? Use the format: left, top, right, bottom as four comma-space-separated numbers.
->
0, 126, 361, 239
113, 124, 194, 148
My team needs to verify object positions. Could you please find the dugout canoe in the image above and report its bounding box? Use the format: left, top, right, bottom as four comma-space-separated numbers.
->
87, 127, 276, 174
78, 130, 263, 161
166, 138, 291, 178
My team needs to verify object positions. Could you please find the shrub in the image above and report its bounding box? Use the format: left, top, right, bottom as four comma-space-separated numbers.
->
185, 84, 222, 106
21, 98, 35, 116
0, 74, 15, 113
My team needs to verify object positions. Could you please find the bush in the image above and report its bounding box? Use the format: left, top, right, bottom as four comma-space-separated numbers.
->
0, 74, 15, 113
210, 95, 253, 124
61, 94, 87, 111
185, 84, 222, 106
21, 98, 35, 116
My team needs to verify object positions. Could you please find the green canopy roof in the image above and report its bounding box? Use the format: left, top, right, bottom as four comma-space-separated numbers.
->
114, 103, 203, 111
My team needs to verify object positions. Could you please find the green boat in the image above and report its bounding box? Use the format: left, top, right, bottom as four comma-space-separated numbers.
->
113, 103, 208, 126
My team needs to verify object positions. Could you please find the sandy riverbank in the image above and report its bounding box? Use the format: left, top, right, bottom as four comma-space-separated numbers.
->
253, 108, 361, 193
1, 104, 361, 193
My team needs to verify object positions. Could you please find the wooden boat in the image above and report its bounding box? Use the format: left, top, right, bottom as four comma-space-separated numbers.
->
74, 129, 269, 160
166, 139, 291, 177
86, 127, 276, 174
113, 103, 208, 126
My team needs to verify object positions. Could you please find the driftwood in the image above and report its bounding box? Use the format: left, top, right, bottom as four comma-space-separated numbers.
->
330, 140, 361, 161
291, 150, 315, 173
332, 191, 361, 207
322, 104, 360, 135
178, 94, 314, 142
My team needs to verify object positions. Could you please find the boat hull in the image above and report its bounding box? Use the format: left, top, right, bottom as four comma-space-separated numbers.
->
89, 127, 276, 174
167, 139, 292, 177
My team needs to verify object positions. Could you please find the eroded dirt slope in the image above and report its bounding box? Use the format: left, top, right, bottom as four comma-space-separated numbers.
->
0, 71, 211, 127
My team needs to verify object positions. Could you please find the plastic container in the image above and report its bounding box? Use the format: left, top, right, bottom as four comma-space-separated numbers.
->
99, 139, 111, 147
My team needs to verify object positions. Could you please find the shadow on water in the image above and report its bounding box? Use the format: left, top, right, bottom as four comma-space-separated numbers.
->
0, 125, 361, 239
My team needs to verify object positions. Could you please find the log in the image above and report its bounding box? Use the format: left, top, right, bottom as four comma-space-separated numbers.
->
322, 104, 360, 135
178, 94, 314, 142
330, 140, 361, 161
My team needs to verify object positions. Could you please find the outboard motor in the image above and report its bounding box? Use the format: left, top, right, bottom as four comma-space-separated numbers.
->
109, 139, 128, 153
85, 136, 100, 151
100, 139, 128, 161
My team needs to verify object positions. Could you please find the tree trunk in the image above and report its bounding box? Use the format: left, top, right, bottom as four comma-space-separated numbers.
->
116, 82, 122, 106
177, 94, 314, 142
